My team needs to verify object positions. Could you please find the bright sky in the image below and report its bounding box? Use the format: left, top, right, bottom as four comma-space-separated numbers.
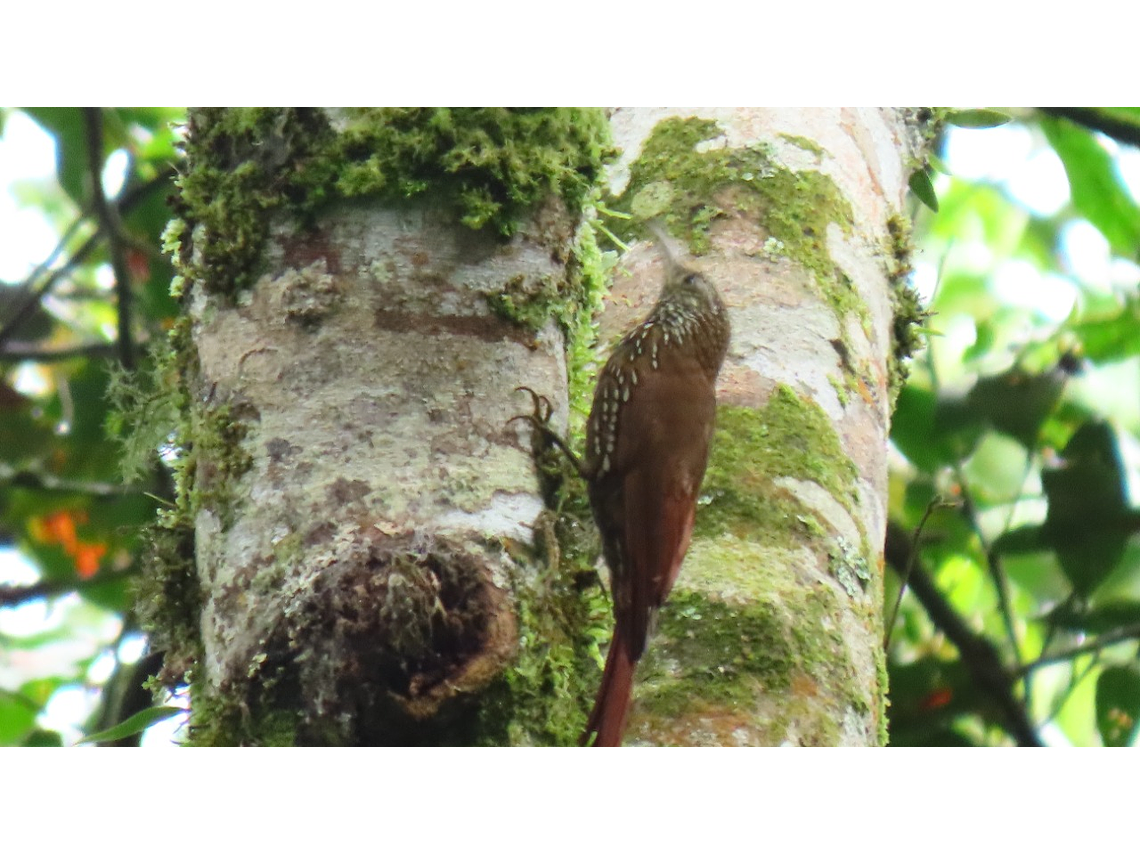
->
920, 121, 1140, 320
0, 112, 60, 282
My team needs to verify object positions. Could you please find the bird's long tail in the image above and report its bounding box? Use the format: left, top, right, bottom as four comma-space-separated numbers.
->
581, 626, 637, 747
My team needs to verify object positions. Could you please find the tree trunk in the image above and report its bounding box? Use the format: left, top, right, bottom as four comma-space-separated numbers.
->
146, 107, 929, 745
600, 108, 929, 745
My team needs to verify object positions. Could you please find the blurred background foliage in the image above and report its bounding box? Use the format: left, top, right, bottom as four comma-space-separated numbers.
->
0, 108, 181, 746
889, 107, 1140, 747
1, 107, 1138, 746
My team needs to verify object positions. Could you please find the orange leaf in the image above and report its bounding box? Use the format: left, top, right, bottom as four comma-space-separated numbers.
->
73, 543, 107, 579
919, 687, 954, 711
33, 510, 79, 553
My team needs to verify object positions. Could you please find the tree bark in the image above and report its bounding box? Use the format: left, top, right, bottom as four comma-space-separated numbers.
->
596, 108, 928, 745
149, 107, 929, 745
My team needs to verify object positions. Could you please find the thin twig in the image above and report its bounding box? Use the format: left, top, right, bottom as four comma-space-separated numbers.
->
883, 496, 954, 650
0, 240, 94, 351
998, 453, 1038, 707
82, 108, 135, 370
0, 568, 137, 608
0, 580, 56, 606
0, 461, 141, 496
1017, 624, 1140, 677
1042, 655, 1100, 729
0, 341, 122, 363
884, 521, 1041, 746
12, 216, 89, 294
0, 167, 174, 352
954, 468, 1023, 666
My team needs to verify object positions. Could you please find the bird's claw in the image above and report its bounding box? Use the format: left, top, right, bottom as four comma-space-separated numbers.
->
509, 386, 554, 429
510, 387, 586, 477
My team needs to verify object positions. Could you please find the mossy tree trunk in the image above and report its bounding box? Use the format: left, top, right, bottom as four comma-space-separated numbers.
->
147, 107, 928, 745
601, 108, 929, 745
153, 108, 611, 745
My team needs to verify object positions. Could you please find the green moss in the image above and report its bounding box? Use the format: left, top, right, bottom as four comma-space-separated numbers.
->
334, 108, 612, 233
645, 592, 796, 707
564, 212, 616, 432
885, 212, 928, 405
887, 110, 939, 406
133, 513, 200, 687
637, 581, 862, 744
467, 511, 609, 745
269, 530, 304, 567
171, 109, 335, 298
606, 116, 864, 335
172, 107, 613, 302
108, 314, 203, 692
909, 108, 945, 160
698, 387, 861, 544
104, 356, 185, 488
493, 578, 609, 745
778, 133, 826, 156
185, 690, 301, 747
341, 108, 613, 338
876, 634, 890, 745
123, 315, 253, 697
187, 401, 252, 527
828, 373, 850, 406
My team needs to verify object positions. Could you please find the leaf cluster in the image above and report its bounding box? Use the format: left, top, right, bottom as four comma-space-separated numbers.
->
889, 108, 1140, 746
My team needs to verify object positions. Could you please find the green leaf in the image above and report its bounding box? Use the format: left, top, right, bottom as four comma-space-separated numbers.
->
890, 384, 983, 472
1041, 420, 1138, 597
991, 524, 1044, 556
1096, 665, 1140, 746
0, 384, 54, 467
1047, 599, 1140, 633
0, 694, 37, 746
927, 153, 951, 175
1072, 296, 1140, 363
966, 364, 1069, 447
22, 108, 91, 206
1040, 116, 1140, 257
887, 657, 999, 745
22, 728, 64, 747
961, 319, 996, 363
77, 576, 131, 613
79, 705, 183, 744
19, 677, 62, 706
909, 169, 939, 212
946, 109, 1013, 129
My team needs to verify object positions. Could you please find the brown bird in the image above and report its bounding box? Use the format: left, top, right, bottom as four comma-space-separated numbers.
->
518, 231, 730, 746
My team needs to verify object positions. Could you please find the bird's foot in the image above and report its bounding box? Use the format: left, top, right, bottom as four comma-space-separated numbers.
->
510, 387, 586, 478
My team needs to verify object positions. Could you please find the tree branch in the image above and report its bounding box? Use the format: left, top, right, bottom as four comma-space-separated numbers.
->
0, 461, 141, 496
884, 497, 953, 650
1038, 107, 1140, 148
0, 165, 174, 352
0, 580, 55, 607
82, 108, 135, 371
1018, 624, 1140, 676
0, 567, 139, 608
0, 341, 122, 363
885, 521, 1042, 747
